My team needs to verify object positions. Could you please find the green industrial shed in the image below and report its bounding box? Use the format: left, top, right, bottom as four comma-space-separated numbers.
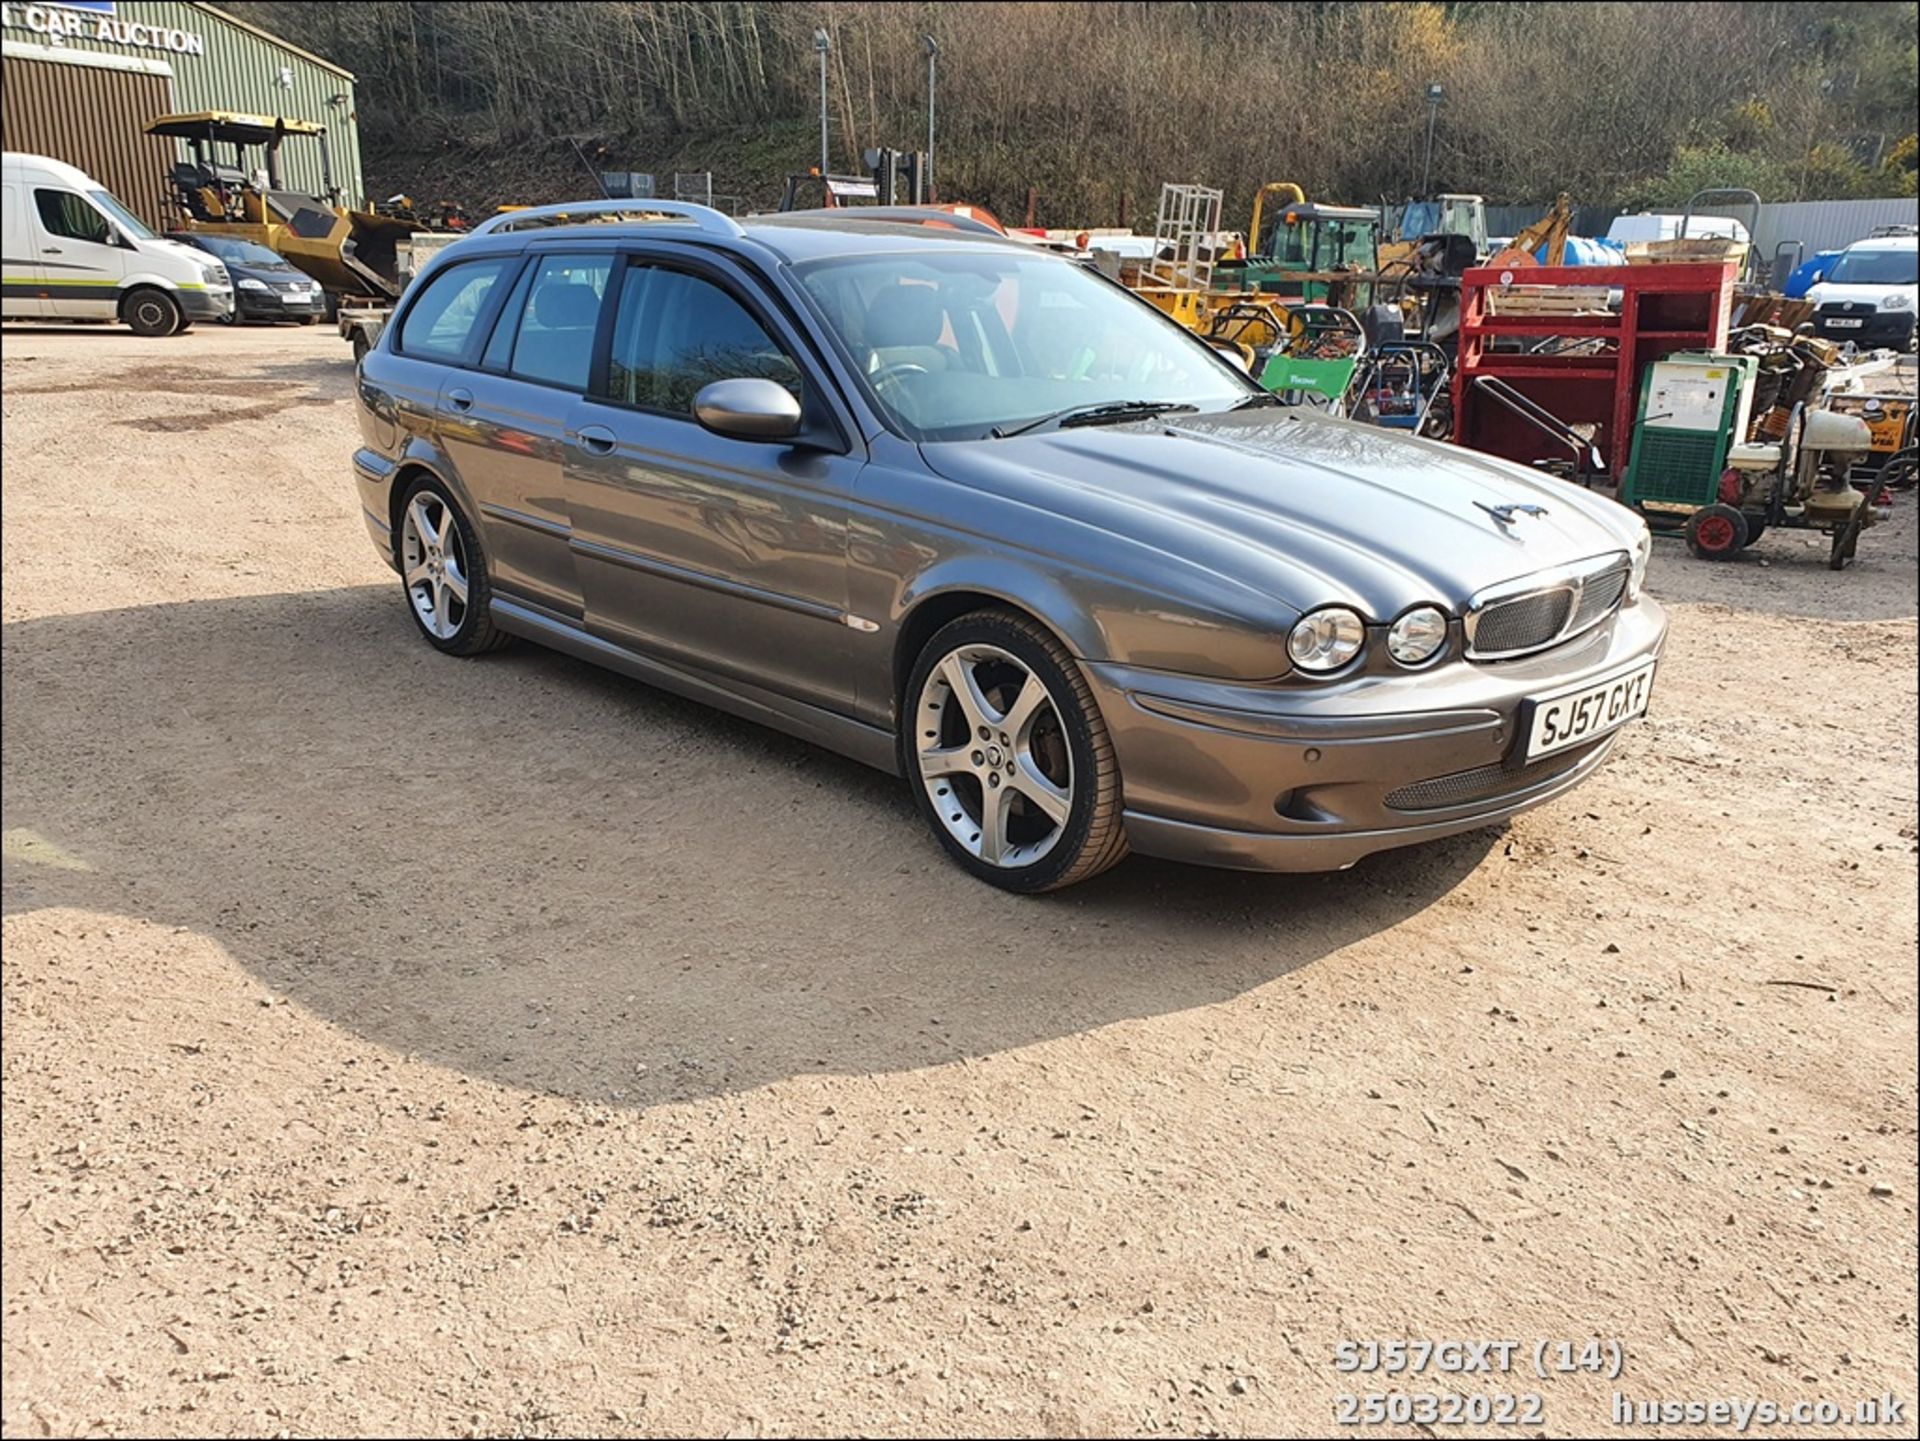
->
2, 1, 361, 230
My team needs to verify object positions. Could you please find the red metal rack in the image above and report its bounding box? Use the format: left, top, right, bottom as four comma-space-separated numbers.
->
1452, 261, 1736, 478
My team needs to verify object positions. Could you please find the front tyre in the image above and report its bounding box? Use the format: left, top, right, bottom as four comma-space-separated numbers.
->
395, 478, 511, 656
903, 610, 1128, 892
123, 287, 184, 338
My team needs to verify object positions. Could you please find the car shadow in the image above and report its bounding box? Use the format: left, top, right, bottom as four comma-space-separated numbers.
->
2, 586, 1495, 1109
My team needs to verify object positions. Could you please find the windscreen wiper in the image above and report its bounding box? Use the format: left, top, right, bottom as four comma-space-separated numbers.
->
991, 400, 1198, 439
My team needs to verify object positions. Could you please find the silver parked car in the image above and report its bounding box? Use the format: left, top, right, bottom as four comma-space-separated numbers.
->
352, 201, 1665, 892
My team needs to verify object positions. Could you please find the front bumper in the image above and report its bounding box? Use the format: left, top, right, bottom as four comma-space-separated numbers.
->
234, 288, 325, 321
1086, 596, 1668, 873
179, 287, 234, 322
1812, 308, 1915, 346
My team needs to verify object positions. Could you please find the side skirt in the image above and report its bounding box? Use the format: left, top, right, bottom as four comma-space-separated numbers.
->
490, 596, 901, 777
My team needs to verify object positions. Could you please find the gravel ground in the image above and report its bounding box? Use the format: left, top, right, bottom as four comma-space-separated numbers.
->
3, 323, 1915, 1438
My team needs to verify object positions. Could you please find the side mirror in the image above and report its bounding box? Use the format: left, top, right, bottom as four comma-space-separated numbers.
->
691, 378, 802, 442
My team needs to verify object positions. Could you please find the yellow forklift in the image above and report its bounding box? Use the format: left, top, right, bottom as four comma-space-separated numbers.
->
145, 111, 418, 306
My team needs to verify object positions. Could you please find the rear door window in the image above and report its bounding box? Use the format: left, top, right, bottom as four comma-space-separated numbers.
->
493, 254, 612, 390
603, 264, 802, 414
397, 256, 515, 363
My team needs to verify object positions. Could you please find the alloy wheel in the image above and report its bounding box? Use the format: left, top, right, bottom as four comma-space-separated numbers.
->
914, 644, 1074, 868
400, 491, 470, 640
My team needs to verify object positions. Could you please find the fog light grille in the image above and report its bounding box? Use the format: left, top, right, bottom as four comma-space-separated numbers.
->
1384, 738, 1609, 812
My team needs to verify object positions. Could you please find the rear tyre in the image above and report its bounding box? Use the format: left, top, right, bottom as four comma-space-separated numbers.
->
124, 287, 183, 338
298, 313, 319, 326
902, 610, 1129, 893
352, 329, 371, 367
395, 477, 512, 656
1685, 504, 1749, 561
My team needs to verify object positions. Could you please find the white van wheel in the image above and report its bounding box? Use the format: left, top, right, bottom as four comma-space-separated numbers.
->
124, 288, 184, 338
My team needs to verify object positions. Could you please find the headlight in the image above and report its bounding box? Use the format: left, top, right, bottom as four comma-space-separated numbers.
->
237, 277, 271, 292
1386, 605, 1449, 666
1627, 525, 1652, 600
201, 263, 229, 287
1287, 606, 1366, 673
1881, 293, 1913, 310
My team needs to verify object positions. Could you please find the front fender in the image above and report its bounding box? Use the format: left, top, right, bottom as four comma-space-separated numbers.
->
863, 532, 1292, 726
121, 270, 216, 295
896, 556, 1106, 660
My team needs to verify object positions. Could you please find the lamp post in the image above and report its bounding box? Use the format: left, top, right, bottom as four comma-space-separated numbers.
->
814, 29, 832, 176
924, 34, 939, 199
1421, 82, 1445, 196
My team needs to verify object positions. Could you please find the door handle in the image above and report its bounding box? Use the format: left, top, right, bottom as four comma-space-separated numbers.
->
42, 247, 62, 254
576, 424, 617, 456
444, 387, 474, 413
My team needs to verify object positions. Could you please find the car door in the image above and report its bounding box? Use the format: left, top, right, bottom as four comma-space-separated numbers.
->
376, 250, 566, 606
562, 250, 864, 714
2, 183, 47, 318
29, 186, 128, 319
431, 248, 613, 622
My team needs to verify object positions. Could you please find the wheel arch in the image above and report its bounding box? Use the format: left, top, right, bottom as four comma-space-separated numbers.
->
891, 574, 1095, 721
116, 282, 177, 320
386, 458, 472, 567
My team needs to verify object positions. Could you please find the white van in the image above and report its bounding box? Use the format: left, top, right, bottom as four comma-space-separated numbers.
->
1805, 234, 1918, 351
3, 153, 232, 335
1604, 212, 1750, 245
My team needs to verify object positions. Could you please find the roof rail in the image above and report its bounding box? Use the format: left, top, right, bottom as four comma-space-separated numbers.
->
468, 198, 745, 239
816, 205, 1009, 237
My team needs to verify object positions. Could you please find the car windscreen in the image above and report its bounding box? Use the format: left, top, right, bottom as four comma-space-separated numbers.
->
89, 189, 156, 241
185, 234, 291, 268
794, 248, 1255, 442
1826, 246, 1918, 286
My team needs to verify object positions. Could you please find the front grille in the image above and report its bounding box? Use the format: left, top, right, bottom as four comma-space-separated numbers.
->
1571, 562, 1629, 629
1471, 587, 1574, 656
1466, 553, 1631, 660
1385, 737, 1609, 812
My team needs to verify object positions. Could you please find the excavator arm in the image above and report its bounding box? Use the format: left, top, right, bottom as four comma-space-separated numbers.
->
1488, 192, 1572, 268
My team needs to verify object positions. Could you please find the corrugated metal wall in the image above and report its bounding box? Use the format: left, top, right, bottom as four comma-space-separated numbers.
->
1737, 199, 1919, 261
1, 1, 361, 208
1486, 198, 1919, 258
2, 55, 178, 228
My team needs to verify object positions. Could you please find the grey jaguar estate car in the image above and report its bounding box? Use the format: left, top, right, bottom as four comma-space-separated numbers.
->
352, 200, 1666, 892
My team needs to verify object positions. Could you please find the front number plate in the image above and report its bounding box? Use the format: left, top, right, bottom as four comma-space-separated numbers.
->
1525, 661, 1656, 760
1826, 317, 1864, 328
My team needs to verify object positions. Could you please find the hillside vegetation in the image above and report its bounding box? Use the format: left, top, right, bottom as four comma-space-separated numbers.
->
234, 1, 1919, 226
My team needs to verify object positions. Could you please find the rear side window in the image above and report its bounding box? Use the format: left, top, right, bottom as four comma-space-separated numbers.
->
398, 256, 514, 362
485, 254, 611, 390
605, 265, 802, 413
34, 189, 113, 246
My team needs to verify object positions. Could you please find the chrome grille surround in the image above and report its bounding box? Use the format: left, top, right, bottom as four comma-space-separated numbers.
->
1465, 552, 1632, 661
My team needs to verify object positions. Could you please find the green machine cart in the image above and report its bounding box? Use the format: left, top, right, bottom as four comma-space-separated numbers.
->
1255, 305, 1367, 410
1619, 351, 1757, 544
1619, 349, 1888, 567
